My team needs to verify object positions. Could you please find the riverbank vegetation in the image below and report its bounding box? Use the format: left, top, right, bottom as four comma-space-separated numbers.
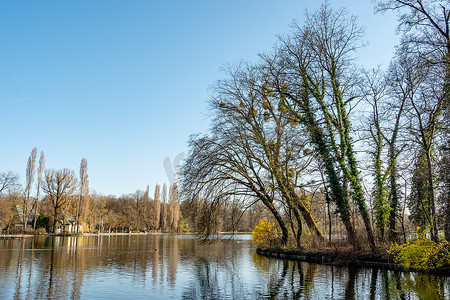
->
179, 0, 450, 270
388, 227, 450, 270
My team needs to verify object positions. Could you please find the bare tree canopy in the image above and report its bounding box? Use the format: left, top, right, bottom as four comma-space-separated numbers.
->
0, 171, 20, 195
376, 0, 449, 60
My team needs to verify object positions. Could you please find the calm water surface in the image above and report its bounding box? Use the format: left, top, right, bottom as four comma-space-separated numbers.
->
0, 234, 448, 299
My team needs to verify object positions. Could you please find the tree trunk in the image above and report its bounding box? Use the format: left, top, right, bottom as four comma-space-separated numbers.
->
53, 207, 58, 234
293, 193, 324, 241
388, 162, 400, 242
425, 149, 438, 242
327, 199, 332, 243
261, 198, 289, 245
296, 214, 302, 249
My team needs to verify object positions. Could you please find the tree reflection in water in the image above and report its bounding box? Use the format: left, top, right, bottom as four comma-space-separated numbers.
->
251, 252, 448, 299
0, 235, 449, 299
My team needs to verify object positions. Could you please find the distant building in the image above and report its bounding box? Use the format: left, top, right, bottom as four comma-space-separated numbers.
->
56, 217, 83, 233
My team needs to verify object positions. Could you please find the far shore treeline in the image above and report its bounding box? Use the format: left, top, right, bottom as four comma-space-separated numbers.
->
0, 0, 449, 270
0, 150, 188, 234
0, 149, 265, 235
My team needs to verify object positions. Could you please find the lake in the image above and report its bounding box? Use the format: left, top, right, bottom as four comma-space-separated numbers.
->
0, 234, 448, 299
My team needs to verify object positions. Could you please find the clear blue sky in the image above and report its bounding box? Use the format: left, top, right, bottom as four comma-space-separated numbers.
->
0, 0, 399, 196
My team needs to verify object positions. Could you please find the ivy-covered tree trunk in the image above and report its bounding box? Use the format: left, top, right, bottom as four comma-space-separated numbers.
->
329, 61, 376, 250
283, 86, 359, 250
409, 152, 433, 231
444, 54, 450, 242
388, 154, 400, 242
345, 136, 376, 250
387, 91, 406, 243
371, 121, 389, 241
438, 138, 450, 242
410, 96, 442, 242
425, 148, 439, 242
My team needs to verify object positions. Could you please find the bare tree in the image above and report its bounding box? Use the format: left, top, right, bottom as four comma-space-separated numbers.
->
143, 185, 151, 230
42, 168, 77, 233
160, 183, 167, 232
181, 130, 290, 244
32, 151, 45, 229
154, 184, 161, 230
0, 173, 21, 232
209, 61, 324, 246
376, 1, 449, 66
132, 189, 147, 231
0, 171, 20, 195
361, 66, 410, 243
376, 0, 449, 242
167, 185, 173, 232
169, 183, 180, 232
0, 192, 21, 231
362, 69, 391, 241
408, 58, 444, 241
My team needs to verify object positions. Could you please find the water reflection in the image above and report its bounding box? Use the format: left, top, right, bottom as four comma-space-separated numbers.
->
251, 255, 449, 300
0, 235, 449, 299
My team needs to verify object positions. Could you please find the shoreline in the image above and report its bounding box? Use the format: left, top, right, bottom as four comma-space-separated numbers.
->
0, 231, 252, 239
256, 248, 450, 276
83, 232, 163, 236
0, 234, 35, 239
0, 232, 163, 239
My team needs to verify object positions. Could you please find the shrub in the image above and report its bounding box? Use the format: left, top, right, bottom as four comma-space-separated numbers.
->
35, 215, 54, 233
388, 227, 450, 270
36, 227, 47, 235
178, 221, 189, 233
252, 218, 279, 248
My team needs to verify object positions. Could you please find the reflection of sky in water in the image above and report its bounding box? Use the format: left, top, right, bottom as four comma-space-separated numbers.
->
0, 235, 449, 299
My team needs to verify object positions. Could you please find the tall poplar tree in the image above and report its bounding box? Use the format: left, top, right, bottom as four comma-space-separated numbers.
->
24, 147, 37, 231
33, 151, 45, 230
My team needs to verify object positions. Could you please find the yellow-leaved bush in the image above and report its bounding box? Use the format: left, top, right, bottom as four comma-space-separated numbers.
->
388, 227, 450, 270
252, 218, 279, 248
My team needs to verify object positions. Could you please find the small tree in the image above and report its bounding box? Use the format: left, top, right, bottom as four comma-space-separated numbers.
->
252, 218, 280, 248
